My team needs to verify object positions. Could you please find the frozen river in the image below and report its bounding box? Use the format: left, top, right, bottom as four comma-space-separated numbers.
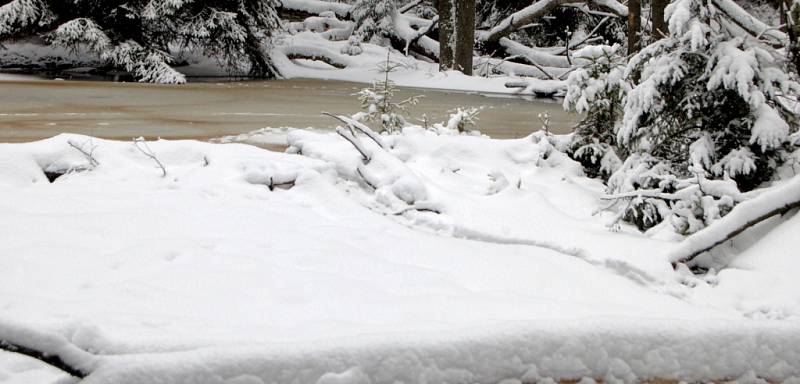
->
0, 78, 578, 142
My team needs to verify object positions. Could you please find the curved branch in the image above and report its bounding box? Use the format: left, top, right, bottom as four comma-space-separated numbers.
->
0, 340, 89, 378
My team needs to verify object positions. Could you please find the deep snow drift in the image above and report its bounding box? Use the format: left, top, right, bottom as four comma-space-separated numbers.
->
1, 132, 799, 383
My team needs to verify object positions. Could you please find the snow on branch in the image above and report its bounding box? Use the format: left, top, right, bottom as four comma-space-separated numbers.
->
669, 176, 800, 267
323, 112, 388, 149
0, 319, 98, 378
281, 43, 354, 69
67, 139, 100, 168
133, 138, 167, 177
0, 0, 54, 37
480, 0, 627, 45
711, 0, 788, 46
498, 38, 571, 69
480, 0, 582, 45
335, 127, 372, 162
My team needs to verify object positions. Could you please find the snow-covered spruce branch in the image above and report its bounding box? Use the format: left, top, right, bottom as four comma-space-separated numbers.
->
0, 0, 53, 37
133, 138, 167, 177
669, 176, 800, 267
67, 139, 100, 168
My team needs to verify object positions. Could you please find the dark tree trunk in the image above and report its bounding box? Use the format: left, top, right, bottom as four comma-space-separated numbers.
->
628, 0, 641, 54
785, 0, 800, 71
436, 0, 455, 70
651, 0, 668, 40
454, 0, 475, 75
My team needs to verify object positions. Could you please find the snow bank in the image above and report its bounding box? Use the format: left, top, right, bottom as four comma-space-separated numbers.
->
83, 320, 800, 383
1, 133, 799, 382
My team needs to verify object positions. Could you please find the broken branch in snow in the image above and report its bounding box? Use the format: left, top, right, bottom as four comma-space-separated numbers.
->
133, 138, 167, 177
669, 177, 800, 268
67, 139, 100, 168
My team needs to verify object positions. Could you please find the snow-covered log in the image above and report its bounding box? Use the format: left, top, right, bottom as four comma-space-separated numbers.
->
0, 319, 99, 378
479, 0, 628, 45
669, 176, 800, 267
711, 0, 788, 46
281, 43, 355, 68
591, 0, 629, 17
280, 0, 351, 19
479, 0, 582, 45
499, 38, 572, 68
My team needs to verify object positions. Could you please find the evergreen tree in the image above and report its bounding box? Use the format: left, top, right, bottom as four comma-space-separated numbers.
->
565, 0, 800, 234
351, 0, 396, 45
0, 0, 282, 83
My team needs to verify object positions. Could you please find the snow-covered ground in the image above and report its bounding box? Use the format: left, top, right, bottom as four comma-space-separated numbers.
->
1, 131, 799, 383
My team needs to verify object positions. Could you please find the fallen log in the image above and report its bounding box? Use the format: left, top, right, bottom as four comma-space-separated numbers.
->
480, 0, 628, 45
669, 176, 800, 268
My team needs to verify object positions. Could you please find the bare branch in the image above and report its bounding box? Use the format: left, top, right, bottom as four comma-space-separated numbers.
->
133, 138, 167, 177
335, 127, 372, 162
323, 112, 388, 149
67, 139, 100, 168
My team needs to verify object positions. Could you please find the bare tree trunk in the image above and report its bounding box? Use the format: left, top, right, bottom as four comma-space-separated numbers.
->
436, 0, 455, 70
651, 0, 668, 40
454, 0, 475, 75
628, 0, 641, 54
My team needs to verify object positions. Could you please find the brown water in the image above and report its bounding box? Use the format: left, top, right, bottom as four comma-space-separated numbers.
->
0, 78, 577, 143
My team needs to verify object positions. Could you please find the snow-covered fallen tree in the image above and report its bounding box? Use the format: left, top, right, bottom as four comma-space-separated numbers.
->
669, 175, 800, 267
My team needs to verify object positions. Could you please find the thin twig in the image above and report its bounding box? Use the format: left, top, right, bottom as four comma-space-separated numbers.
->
67, 139, 100, 168
133, 138, 167, 177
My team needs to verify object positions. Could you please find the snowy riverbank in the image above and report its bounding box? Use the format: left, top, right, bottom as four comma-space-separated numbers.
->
1, 34, 564, 97
1, 131, 799, 383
